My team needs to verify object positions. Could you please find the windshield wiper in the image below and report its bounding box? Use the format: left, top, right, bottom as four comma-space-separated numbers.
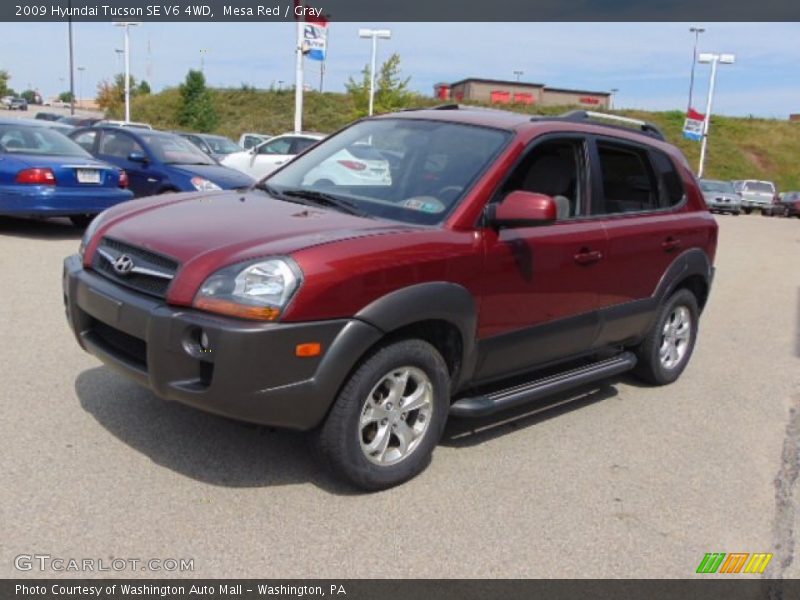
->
280, 189, 370, 217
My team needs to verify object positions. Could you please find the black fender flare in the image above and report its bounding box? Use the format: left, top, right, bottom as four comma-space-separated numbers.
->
354, 282, 479, 386
652, 247, 714, 307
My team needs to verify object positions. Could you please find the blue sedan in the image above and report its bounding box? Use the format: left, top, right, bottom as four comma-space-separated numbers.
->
0, 119, 133, 227
69, 126, 255, 198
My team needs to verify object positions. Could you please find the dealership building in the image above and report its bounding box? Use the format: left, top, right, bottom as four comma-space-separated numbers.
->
434, 78, 611, 109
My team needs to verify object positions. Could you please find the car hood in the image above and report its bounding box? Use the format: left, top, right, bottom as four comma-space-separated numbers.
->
89, 189, 421, 300
169, 163, 254, 188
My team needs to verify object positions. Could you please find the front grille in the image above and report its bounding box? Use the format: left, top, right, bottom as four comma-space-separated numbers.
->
92, 237, 179, 299
90, 320, 147, 369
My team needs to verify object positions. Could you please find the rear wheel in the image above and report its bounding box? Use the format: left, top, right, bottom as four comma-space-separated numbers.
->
633, 289, 699, 386
69, 214, 94, 228
315, 339, 450, 491
784, 206, 791, 218
743, 208, 752, 215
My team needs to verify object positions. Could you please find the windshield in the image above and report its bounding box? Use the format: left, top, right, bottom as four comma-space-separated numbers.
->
140, 133, 217, 165
265, 118, 510, 225
202, 135, 240, 154
744, 181, 775, 193
700, 180, 734, 193
0, 124, 91, 157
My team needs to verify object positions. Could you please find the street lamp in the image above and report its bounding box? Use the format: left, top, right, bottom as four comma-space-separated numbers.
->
696, 52, 735, 178
77, 66, 85, 109
114, 21, 140, 123
358, 28, 392, 116
687, 27, 706, 112
513, 70, 524, 82
610, 88, 619, 110
199, 48, 208, 72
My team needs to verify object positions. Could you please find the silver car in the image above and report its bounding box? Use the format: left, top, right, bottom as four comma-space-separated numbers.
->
736, 179, 776, 214
700, 179, 741, 215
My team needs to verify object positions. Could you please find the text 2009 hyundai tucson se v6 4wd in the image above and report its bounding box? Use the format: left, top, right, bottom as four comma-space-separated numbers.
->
64, 108, 717, 490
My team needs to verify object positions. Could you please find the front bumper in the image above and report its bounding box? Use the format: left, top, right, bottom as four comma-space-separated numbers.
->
63, 255, 383, 430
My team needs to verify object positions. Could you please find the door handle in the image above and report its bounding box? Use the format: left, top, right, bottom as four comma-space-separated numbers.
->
662, 237, 682, 252
574, 248, 603, 265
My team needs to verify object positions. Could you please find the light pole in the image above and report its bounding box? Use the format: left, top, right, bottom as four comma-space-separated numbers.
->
609, 88, 619, 110
358, 28, 392, 116
199, 48, 208, 72
77, 67, 85, 109
513, 70, 523, 82
67, 0, 75, 115
696, 52, 735, 178
687, 27, 705, 113
114, 21, 140, 123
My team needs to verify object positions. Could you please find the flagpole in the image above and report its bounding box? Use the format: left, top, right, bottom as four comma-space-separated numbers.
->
294, 19, 304, 133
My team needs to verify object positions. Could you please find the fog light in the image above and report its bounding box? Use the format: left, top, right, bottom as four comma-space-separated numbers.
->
183, 327, 213, 357
200, 330, 210, 352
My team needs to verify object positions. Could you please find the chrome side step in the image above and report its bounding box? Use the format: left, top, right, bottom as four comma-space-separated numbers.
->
449, 352, 637, 418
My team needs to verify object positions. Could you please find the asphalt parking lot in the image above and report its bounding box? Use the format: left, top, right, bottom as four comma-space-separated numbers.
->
1, 214, 798, 579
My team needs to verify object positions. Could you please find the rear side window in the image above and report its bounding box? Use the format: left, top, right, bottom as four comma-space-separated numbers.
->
593, 141, 658, 214
649, 150, 686, 207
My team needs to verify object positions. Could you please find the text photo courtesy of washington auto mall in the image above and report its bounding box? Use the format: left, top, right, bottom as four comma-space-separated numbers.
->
1, 0, 799, 598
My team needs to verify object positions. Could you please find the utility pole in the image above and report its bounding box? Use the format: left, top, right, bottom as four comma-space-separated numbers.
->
687, 27, 705, 112
697, 52, 735, 178
68, 0, 75, 115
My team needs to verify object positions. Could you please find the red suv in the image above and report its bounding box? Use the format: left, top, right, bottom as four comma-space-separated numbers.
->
63, 108, 717, 490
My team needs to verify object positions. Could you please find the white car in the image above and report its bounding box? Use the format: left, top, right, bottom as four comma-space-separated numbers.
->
222, 132, 324, 180
238, 132, 271, 150
303, 145, 392, 187
95, 120, 153, 130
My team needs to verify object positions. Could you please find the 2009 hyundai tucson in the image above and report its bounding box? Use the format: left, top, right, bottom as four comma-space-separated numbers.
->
63, 108, 717, 490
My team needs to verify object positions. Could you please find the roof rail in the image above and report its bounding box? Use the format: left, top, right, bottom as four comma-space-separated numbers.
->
534, 110, 666, 141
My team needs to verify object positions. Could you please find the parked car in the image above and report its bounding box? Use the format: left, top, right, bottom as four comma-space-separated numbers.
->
737, 180, 777, 214
94, 120, 153, 130
0, 118, 133, 227
35, 112, 63, 121
7, 97, 28, 111
177, 132, 241, 162
768, 191, 800, 218
68, 126, 254, 197
222, 132, 324, 180
238, 132, 271, 150
63, 108, 717, 490
302, 145, 393, 187
699, 179, 740, 215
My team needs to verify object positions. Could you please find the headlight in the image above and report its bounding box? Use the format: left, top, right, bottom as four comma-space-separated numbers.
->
78, 211, 108, 258
191, 176, 222, 192
193, 258, 301, 321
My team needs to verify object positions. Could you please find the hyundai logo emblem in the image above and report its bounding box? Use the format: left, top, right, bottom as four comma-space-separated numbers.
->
112, 254, 135, 275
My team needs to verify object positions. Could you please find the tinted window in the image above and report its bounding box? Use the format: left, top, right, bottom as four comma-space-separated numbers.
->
593, 142, 658, 214
73, 130, 98, 152
292, 137, 318, 154
138, 133, 216, 165
259, 137, 292, 155
650, 150, 686, 207
99, 131, 144, 158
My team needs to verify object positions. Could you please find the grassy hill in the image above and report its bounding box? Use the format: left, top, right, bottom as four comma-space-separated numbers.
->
118, 88, 800, 190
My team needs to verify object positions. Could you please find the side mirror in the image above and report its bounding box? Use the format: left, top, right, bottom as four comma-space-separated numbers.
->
486, 191, 557, 228
128, 151, 147, 163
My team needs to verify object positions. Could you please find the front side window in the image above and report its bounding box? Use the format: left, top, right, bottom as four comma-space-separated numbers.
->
265, 118, 510, 225
592, 141, 658, 214
99, 131, 144, 159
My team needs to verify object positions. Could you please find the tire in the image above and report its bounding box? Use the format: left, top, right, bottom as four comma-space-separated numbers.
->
632, 289, 699, 386
783, 207, 791, 218
743, 208, 752, 215
315, 339, 450, 491
69, 214, 94, 228
733, 211, 741, 216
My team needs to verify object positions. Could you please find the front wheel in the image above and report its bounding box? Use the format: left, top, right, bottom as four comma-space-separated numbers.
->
633, 289, 699, 386
315, 339, 450, 491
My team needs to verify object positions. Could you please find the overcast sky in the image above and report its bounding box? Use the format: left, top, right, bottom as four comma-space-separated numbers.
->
0, 22, 797, 118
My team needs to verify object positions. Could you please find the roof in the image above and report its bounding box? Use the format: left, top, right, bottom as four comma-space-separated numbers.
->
380, 106, 533, 130
543, 86, 611, 97
450, 77, 545, 89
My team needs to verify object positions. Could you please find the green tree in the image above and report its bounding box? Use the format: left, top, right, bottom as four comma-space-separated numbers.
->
20, 89, 38, 104
137, 80, 151, 95
96, 74, 141, 111
58, 91, 75, 103
177, 69, 218, 132
346, 53, 415, 117
0, 70, 10, 97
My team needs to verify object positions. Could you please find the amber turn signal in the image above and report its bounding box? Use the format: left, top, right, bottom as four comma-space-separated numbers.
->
194, 297, 280, 321
295, 342, 322, 357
